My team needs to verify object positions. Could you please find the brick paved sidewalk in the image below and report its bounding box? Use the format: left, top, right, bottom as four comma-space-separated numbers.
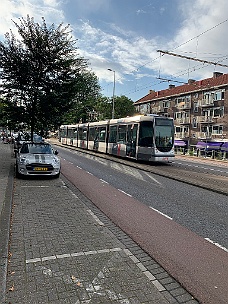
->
0, 142, 15, 304
1, 142, 198, 304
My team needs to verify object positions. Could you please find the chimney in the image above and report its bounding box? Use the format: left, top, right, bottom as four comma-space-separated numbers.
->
149, 90, 155, 94
213, 72, 223, 78
188, 79, 195, 84
168, 84, 175, 89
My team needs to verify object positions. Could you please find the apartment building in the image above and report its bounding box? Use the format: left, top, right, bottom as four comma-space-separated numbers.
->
134, 72, 228, 152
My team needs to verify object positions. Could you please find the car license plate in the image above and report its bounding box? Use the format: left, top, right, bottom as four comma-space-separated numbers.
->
33, 167, 48, 171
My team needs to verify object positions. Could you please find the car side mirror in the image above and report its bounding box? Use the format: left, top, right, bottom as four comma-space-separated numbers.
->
54, 150, 59, 155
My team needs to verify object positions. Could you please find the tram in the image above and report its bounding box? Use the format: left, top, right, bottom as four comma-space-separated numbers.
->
59, 114, 175, 162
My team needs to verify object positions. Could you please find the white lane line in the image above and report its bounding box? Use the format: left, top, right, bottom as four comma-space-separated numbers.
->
100, 178, 109, 184
118, 189, 132, 197
149, 206, 173, 220
21, 186, 49, 188
143, 171, 162, 185
77, 165, 82, 169
87, 209, 105, 226
111, 163, 144, 180
87, 171, 93, 175
205, 238, 228, 253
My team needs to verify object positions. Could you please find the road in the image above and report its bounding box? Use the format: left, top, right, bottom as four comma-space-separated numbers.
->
57, 145, 228, 251
55, 144, 228, 304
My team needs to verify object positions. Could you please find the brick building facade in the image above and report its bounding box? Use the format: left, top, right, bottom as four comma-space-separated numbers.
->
134, 72, 228, 151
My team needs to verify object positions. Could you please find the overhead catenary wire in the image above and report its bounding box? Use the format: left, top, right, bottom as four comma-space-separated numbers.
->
156, 50, 228, 68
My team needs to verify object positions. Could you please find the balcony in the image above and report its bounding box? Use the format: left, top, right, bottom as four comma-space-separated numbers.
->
157, 106, 165, 112
178, 102, 191, 109
175, 116, 190, 124
151, 107, 159, 114
199, 116, 214, 123
175, 132, 189, 139
195, 132, 212, 139
199, 99, 214, 107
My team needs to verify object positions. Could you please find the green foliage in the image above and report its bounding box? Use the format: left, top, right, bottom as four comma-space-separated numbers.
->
188, 149, 194, 156
216, 151, 223, 160
113, 95, 136, 119
0, 15, 100, 136
95, 95, 135, 121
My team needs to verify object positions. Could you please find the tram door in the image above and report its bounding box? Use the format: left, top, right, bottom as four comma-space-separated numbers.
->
126, 124, 138, 157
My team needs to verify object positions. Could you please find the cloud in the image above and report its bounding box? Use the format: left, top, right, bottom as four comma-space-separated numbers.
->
73, 19, 160, 84
73, 0, 227, 90
160, 0, 228, 79
136, 9, 146, 15
1, 0, 227, 98
0, 0, 65, 39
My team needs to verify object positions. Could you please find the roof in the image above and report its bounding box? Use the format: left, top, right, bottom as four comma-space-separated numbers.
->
134, 73, 228, 104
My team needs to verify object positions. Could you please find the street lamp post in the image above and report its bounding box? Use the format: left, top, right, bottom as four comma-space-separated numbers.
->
108, 68, 115, 119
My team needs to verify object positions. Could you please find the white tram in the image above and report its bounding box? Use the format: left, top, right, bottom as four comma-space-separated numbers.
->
59, 114, 175, 162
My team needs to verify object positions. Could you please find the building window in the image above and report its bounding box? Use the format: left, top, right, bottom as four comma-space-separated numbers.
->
214, 90, 225, 101
175, 126, 181, 133
193, 102, 198, 112
212, 125, 223, 134
140, 103, 150, 114
192, 117, 197, 128
214, 107, 224, 117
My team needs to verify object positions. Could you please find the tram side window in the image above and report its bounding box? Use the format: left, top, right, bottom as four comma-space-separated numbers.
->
99, 127, 106, 142
79, 128, 87, 140
59, 128, 67, 137
68, 128, 77, 138
73, 130, 78, 139
139, 121, 154, 147
118, 125, 127, 144
127, 124, 138, 143
89, 127, 96, 141
109, 126, 117, 143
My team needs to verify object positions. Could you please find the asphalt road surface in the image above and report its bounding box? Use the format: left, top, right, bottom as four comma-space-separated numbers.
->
57, 145, 228, 251
56, 145, 228, 304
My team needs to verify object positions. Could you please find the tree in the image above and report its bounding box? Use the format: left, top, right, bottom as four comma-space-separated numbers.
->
95, 95, 136, 120
113, 95, 136, 118
0, 98, 25, 132
0, 15, 99, 138
63, 71, 101, 124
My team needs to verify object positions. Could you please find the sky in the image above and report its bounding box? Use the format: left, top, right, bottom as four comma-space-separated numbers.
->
1, 0, 228, 102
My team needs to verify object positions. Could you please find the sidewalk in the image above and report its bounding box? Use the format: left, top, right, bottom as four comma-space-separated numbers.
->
0, 142, 15, 303
0, 142, 198, 304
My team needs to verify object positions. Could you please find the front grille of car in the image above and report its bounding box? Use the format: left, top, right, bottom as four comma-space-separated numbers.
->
26, 163, 54, 174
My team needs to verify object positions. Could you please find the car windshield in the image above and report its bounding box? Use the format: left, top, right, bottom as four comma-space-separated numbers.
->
20, 143, 53, 154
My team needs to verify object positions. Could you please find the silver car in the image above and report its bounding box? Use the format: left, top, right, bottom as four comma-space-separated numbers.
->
16, 142, 60, 178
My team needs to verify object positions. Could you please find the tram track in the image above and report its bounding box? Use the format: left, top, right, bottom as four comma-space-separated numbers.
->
49, 140, 228, 196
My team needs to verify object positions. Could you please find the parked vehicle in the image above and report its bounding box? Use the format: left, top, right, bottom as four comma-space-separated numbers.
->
14, 133, 44, 156
16, 142, 60, 178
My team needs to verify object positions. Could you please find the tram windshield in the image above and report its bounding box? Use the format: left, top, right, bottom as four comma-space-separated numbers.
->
139, 121, 154, 147
154, 118, 174, 152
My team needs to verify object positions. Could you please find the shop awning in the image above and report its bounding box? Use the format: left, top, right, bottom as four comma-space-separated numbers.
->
206, 142, 223, 150
174, 140, 186, 147
221, 142, 228, 152
196, 141, 207, 149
